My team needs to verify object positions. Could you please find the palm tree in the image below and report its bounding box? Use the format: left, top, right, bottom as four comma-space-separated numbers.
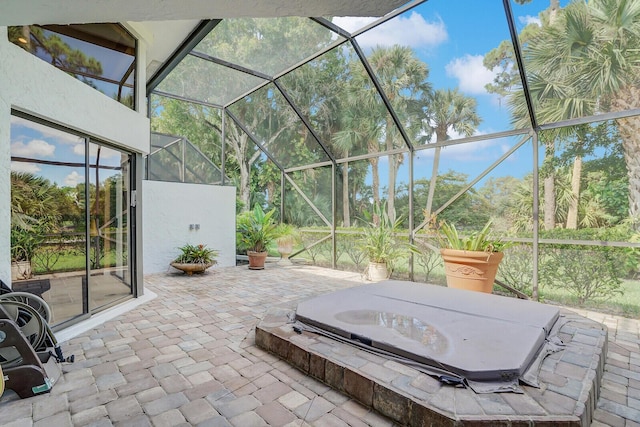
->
422, 88, 481, 218
333, 108, 381, 226
514, 0, 640, 229
486, 1, 570, 231
11, 172, 62, 230
585, 0, 640, 228
352, 45, 430, 222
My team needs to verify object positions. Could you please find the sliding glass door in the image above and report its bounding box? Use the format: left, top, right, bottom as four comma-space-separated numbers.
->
10, 114, 135, 327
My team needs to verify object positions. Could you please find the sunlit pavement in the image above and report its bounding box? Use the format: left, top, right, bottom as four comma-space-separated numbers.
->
0, 264, 638, 426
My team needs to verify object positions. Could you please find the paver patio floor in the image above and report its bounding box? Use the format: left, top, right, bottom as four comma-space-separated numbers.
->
0, 264, 638, 426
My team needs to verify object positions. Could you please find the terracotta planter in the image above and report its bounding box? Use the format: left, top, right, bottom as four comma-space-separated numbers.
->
170, 262, 213, 275
367, 261, 389, 281
247, 251, 268, 270
440, 249, 504, 293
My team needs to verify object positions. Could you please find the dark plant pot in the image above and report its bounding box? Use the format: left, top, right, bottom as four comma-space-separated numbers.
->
247, 251, 268, 270
170, 262, 213, 276
440, 249, 504, 293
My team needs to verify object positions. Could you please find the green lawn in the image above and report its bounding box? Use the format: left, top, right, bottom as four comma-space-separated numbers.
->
32, 248, 122, 274
540, 279, 640, 318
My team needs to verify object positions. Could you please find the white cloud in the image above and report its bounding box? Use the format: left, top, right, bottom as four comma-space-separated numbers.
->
73, 143, 85, 156
64, 171, 83, 187
440, 139, 498, 162
91, 145, 121, 160
334, 12, 448, 50
415, 131, 508, 164
332, 16, 377, 33
445, 54, 497, 95
11, 116, 83, 145
519, 15, 541, 27
11, 161, 41, 174
11, 139, 55, 157
73, 144, 120, 160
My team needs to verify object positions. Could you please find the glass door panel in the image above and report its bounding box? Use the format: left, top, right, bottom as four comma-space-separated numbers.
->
9, 116, 88, 325
88, 143, 132, 311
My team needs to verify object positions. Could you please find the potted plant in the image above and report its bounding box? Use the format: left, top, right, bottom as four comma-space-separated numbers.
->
10, 226, 40, 280
170, 243, 218, 275
274, 223, 300, 265
437, 219, 507, 293
360, 202, 412, 281
236, 204, 279, 270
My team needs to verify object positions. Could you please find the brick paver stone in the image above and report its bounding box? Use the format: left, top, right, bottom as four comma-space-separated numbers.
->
0, 266, 638, 427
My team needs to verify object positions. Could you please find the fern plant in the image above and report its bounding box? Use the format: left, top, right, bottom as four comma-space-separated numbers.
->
236, 204, 280, 253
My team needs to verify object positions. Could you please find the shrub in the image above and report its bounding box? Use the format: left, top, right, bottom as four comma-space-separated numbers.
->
496, 244, 535, 297
537, 226, 635, 303
413, 238, 441, 283
540, 247, 622, 304
539, 227, 639, 279
337, 232, 367, 271
299, 230, 332, 266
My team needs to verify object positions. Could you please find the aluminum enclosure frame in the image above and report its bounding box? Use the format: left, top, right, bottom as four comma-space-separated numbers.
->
146, 1, 640, 286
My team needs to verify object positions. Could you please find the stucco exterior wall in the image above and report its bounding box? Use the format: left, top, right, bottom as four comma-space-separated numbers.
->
142, 181, 237, 274
0, 26, 150, 285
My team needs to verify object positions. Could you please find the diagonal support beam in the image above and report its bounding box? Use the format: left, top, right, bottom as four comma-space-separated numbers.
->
350, 39, 414, 152
147, 20, 221, 95
284, 173, 332, 227
225, 109, 286, 173
414, 134, 531, 233
274, 80, 337, 164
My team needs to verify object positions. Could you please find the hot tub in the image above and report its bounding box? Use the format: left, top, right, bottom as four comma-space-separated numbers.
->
294, 281, 561, 391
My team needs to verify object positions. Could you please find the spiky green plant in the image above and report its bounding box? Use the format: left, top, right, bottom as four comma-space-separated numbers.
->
438, 220, 507, 252
173, 244, 218, 265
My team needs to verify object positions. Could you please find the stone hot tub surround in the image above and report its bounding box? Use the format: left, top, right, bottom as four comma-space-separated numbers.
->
256, 303, 607, 426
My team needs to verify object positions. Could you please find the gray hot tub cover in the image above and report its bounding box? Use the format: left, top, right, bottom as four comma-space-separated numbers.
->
294, 281, 564, 393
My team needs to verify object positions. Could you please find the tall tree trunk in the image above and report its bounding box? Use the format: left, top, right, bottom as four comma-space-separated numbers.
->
543, 176, 555, 229
539, 0, 560, 231
342, 162, 350, 227
425, 147, 441, 219
239, 159, 251, 211
388, 157, 405, 224
566, 155, 582, 229
612, 88, 640, 230
386, 118, 400, 223
619, 125, 640, 225
371, 157, 380, 225
266, 181, 276, 205
425, 128, 447, 219
543, 140, 556, 230
387, 154, 397, 223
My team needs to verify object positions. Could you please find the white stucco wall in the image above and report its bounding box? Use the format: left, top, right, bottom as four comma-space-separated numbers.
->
0, 26, 150, 285
142, 181, 237, 274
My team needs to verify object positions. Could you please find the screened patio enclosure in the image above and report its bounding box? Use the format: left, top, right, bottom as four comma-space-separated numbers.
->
148, 0, 640, 314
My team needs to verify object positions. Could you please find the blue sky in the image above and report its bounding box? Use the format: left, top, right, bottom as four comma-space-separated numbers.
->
10, 116, 123, 187
333, 0, 564, 189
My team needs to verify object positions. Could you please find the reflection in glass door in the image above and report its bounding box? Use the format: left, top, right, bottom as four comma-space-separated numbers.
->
10, 114, 134, 328
88, 143, 132, 311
